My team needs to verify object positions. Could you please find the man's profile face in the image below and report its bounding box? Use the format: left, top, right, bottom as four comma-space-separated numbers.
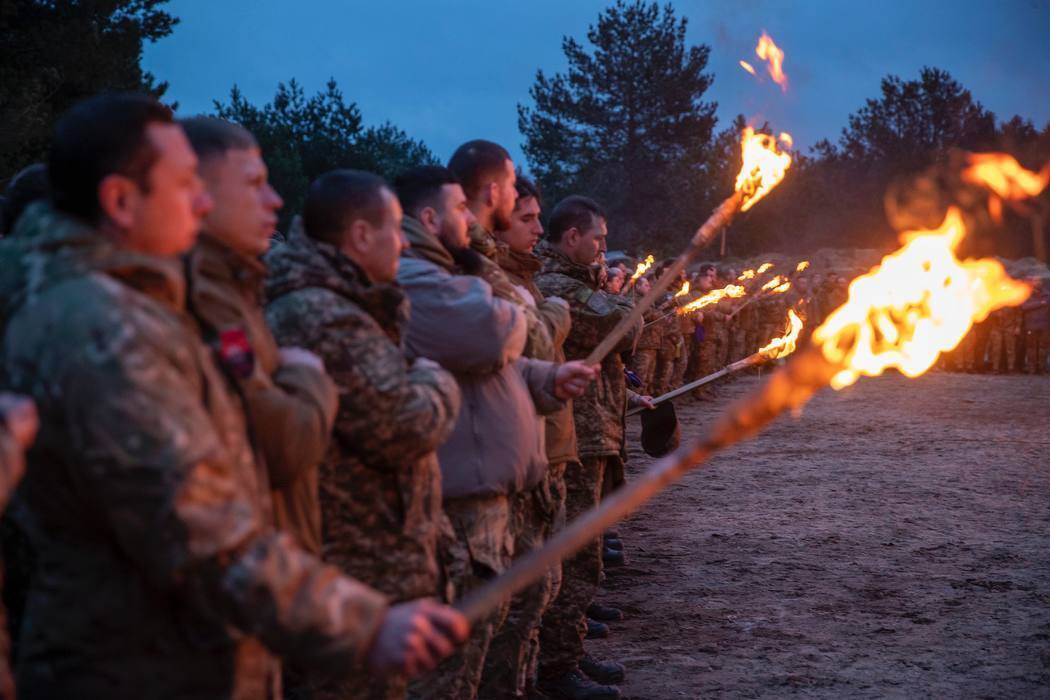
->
359, 188, 405, 284
499, 195, 542, 254
491, 159, 518, 231
124, 123, 211, 257
437, 183, 474, 250
199, 147, 283, 257
698, 267, 718, 293
568, 215, 607, 267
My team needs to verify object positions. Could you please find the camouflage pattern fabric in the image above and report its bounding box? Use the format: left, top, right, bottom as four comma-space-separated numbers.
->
0, 204, 388, 698
186, 232, 339, 556
535, 248, 640, 460
988, 308, 1022, 372
631, 348, 658, 392
1025, 329, 1048, 374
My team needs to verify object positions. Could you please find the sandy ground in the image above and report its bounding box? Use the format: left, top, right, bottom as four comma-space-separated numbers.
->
588, 371, 1050, 699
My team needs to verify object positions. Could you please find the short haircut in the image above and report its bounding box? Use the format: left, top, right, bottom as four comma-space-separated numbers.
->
393, 165, 459, 219
547, 195, 606, 243
447, 140, 511, 199
514, 176, 542, 209
698, 263, 716, 275
303, 169, 389, 246
178, 116, 257, 165
2, 163, 49, 236
49, 93, 174, 223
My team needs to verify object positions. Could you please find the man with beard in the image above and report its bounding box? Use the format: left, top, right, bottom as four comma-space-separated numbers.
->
180, 116, 338, 557
483, 176, 573, 698
535, 195, 651, 700
0, 94, 466, 698
264, 170, 463, 700
393, 166, 596, 699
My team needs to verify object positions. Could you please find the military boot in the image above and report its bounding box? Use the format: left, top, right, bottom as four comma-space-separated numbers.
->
587, 602, 624, 622
541, 670, 621, 700
586, 619, 610, 639
580, 654, 626, 684
603, 546, 625, 567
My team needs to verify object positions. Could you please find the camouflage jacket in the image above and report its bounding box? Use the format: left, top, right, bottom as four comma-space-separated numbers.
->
264, 226, 460, 601
186, 233, 338, 556
535, 247, 640, 459
635, 289, 665, 352
0, 204, 387, 698
497, 244, 577, 465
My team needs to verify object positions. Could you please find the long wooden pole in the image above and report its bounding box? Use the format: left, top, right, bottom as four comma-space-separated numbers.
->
583, 192, 744, 365
454, 347, 839, 623
625, 353, 764, 417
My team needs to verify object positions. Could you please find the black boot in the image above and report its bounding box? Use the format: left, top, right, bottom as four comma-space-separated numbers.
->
586, 619, 609, 639
541, 670, 621, 700
586, 602, 624, 622
603, 536, 624, 551
603, 546, 625, 567
580, 654, 626, 684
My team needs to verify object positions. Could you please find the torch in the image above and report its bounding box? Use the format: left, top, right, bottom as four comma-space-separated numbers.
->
455, 191, 1037, 623
627, 309, 804, 416
726, 260, 807, 320
582, 128, 793, 365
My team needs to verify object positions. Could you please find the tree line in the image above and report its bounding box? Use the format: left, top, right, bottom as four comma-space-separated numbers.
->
3, 0, 1048, 257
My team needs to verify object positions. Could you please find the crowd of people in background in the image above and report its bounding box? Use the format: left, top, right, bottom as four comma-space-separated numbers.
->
0, 91, 1046, 700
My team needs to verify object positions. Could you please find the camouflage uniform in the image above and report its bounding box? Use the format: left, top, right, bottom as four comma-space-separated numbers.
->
631, 292, 664, 393
698, 300, 731, 379
263, 226, 462, 700
988, 307, 1022, 373
535, 247, 640, 684
1022, 289, 1050, 374
186, 233, 339, 556
479, 243, 573, 699
0, 203, 388, 699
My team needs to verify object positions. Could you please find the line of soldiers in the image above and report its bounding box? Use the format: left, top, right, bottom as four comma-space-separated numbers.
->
941, 283, 1049, 374
0, 93, 665, 700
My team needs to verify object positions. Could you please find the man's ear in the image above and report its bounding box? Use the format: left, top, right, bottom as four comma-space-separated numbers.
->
419, 205, 438, 232
564, 226, 580, 250
485, 181, 499, 209
97, 174, 137, 230
343, 218, 372, 253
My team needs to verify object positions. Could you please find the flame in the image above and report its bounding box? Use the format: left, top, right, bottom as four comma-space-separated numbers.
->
756, 31, 788, 91
759, 309, 804, 360
739, 60, 757, 76
761, 275, 791, 294
813, 207, 1031, 390
795, 260, 810, 273
757, 262, 774, 274
735, 128, 793, 212
737, 268, 756, 281
678, 283, 746, 315
675, 280, 691, 298
779, 132, 794, 148
630, 254, 655, 283
961, 153, 1050, 200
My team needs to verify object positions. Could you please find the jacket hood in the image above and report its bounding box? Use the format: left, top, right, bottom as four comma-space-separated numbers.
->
496, 244, 542, 284
402, 216, 457, 272
536, 240, 600, 288
264, 218, 408, 338
0, 201, 185, 329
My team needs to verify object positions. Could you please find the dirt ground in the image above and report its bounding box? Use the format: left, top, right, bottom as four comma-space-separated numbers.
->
588, 371, 1050, 699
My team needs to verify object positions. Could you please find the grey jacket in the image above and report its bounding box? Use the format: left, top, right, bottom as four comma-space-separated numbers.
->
398, 217, 562, 499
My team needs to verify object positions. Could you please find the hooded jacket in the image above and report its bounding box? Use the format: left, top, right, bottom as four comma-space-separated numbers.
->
0, 204, 386, 699
186, 233, 338, 556
263, 225, 460, 602
397, 216, 563, 499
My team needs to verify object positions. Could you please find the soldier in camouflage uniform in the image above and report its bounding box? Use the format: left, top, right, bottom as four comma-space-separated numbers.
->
988, 306, 1022, 373
484, 177, 574, 699
536, 195, 645, 700
1022, 279, 1049, 374
262, 171, 462, 700
694, 265, 730, 389
630, 276, 663, 392
180, 117, 339, 557
0, 95, 466, 698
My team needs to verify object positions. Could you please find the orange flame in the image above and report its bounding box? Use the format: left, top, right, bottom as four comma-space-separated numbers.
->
675, 280, 691, 298
795, 260, 810, 273
759, 309, 804, 360
779, 132, 794, 148
735, 128, 793, 212
630, 254, 655, 283
756, 31, 788, 92
813, 207, 1031, 390
678, 283, 746, 315
739, 60, 757, 76
757, 262, 774, 274
961, 153, 1050, 200
761, 275, 791, 294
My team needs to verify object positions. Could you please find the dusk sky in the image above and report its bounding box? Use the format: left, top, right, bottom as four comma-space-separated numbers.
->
143, 1, 1050, 168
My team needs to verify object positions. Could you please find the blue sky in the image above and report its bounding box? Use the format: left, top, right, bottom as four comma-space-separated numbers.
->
143, 0, 1050, 167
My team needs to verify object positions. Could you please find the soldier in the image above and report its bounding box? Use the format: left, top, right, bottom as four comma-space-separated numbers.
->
651, 263, 683, 396
179, 116, 339, 556
0, 94, 466, 698
261, 170, 462, 700
536, 195, 651, 700
393, 166, 595, 700
604, 267, 625, 294
630, 276, 663, 392
988, 306, 1022, 373
694, 264, 729, 395
485, 176, 574, 699
0, 393, 37, 700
